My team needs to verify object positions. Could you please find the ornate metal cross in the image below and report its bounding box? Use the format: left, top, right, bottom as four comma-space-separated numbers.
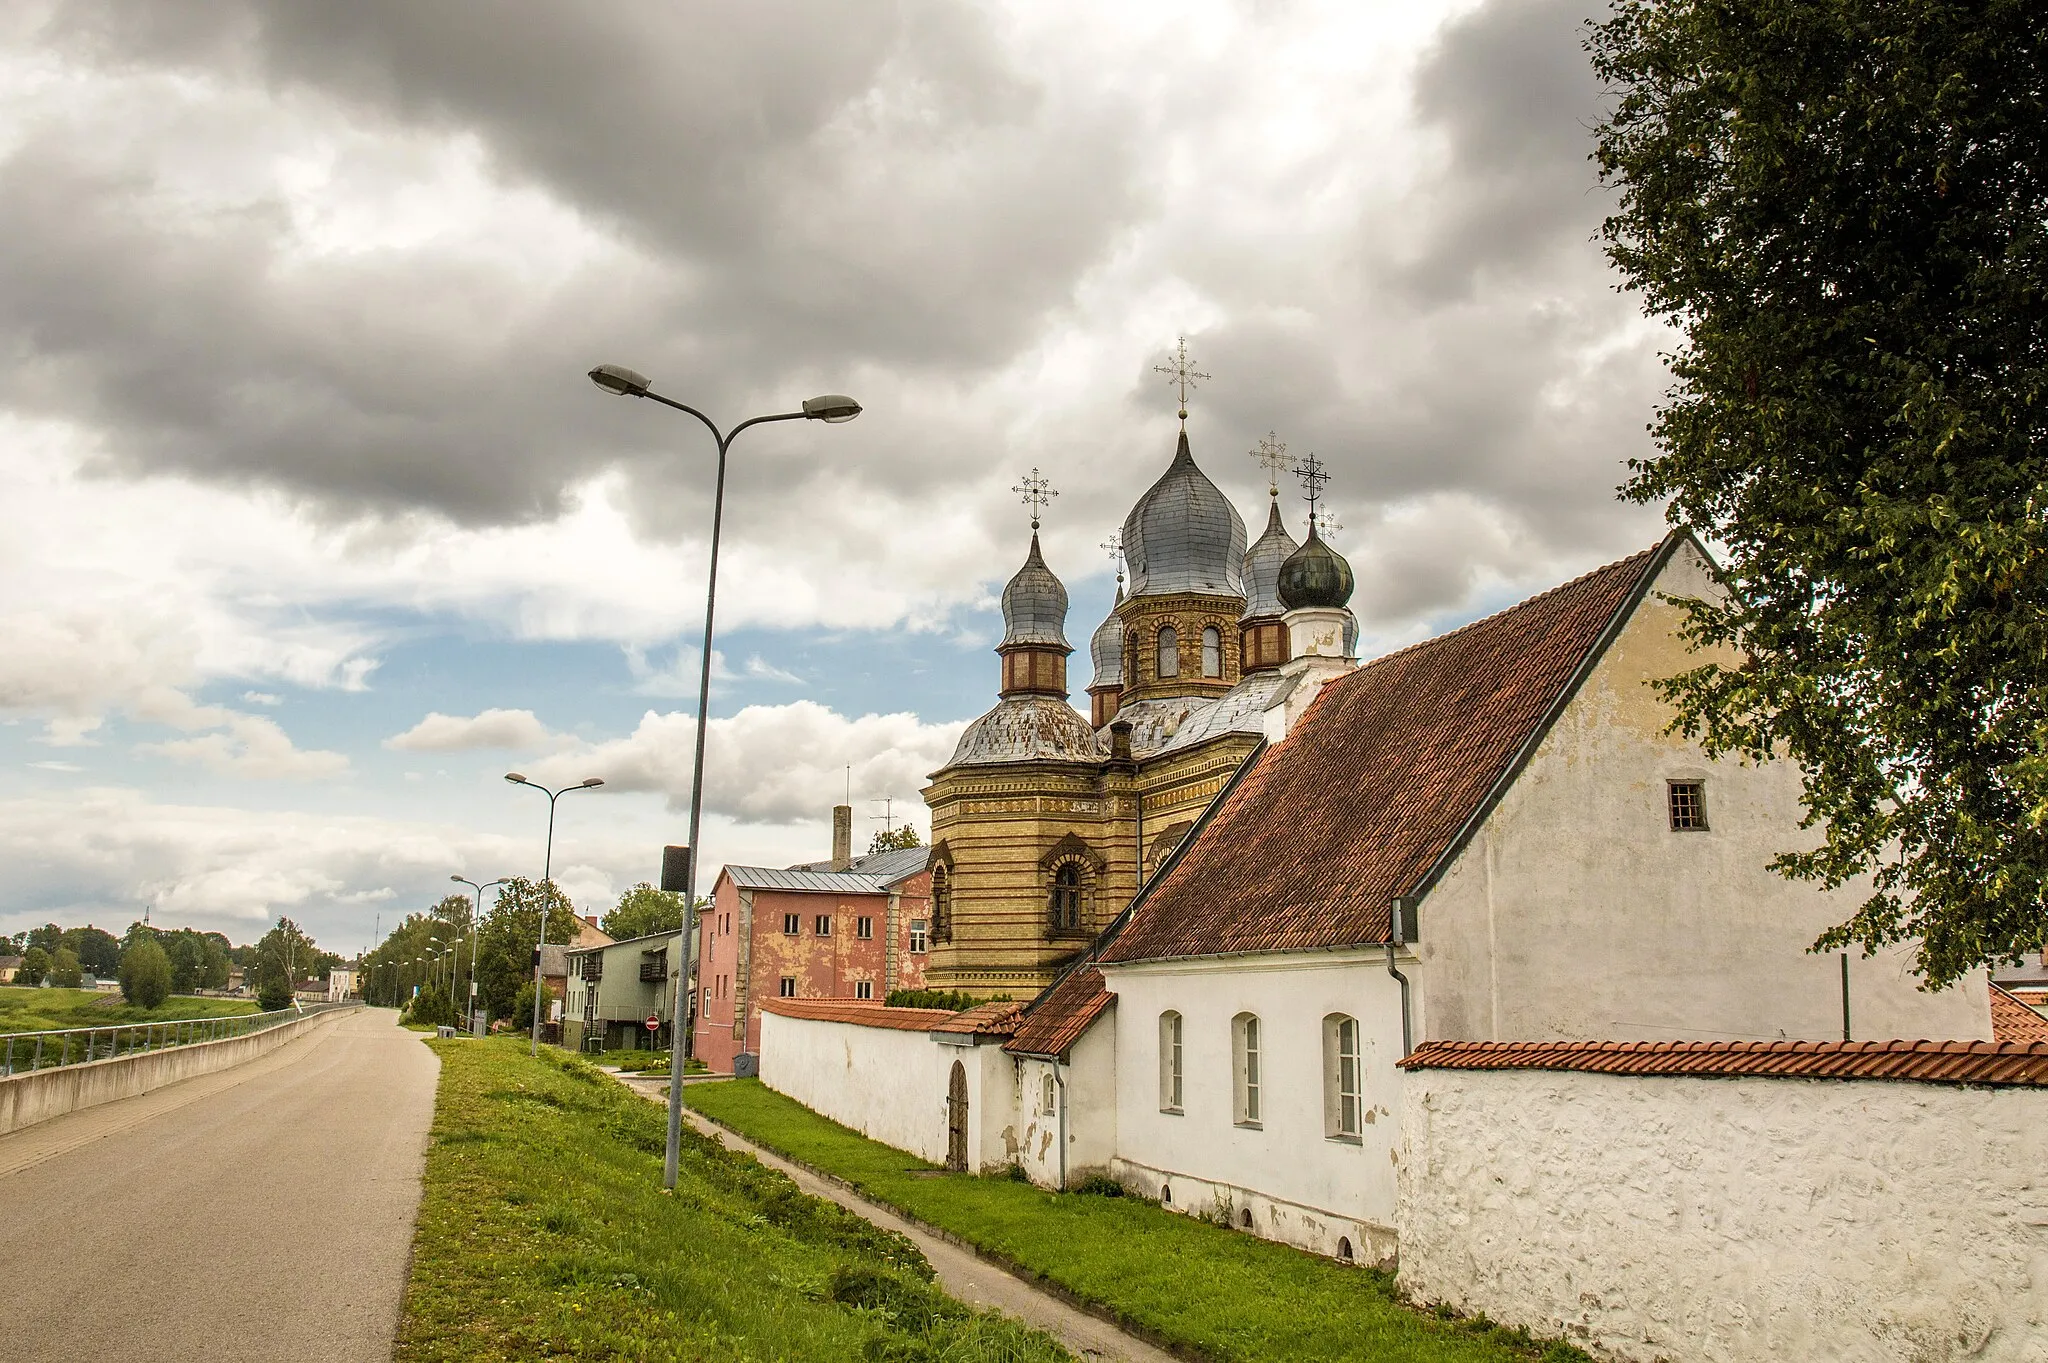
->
1014, 468, 1057, 529
1310, 506, 1343, 539
1251, 431, 1294, 497
1100, 529, 1125, 588
1154, 335, 1210, 425
1295, 451, 1332, 530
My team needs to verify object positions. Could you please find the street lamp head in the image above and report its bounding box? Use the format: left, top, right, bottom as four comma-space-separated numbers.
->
450, 874, 465, 884
589, 364, 651, 397
580, 777, 606, 788
802, 394, 862, 424
505, 773, 527, 785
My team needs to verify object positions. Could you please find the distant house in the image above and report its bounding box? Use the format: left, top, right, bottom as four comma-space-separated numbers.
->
326, 969, 358, 1002
292, 978, 325, 1004
563, 929, 692, 1053
0, 956, 20, 984
538, 916, 615, 1031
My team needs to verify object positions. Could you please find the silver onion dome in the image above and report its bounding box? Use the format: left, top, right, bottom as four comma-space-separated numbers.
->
945, 696, 1102, 767
1000, 532, 1070, 649
1122, 431, 1248, 600
1088, 587, 1125, 688
1238, 500, 1299, 623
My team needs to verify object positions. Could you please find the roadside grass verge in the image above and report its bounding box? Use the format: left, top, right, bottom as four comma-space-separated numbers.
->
689, 1079, 1587, 1363
399, 1038, 1075, 1363
605, 1051, 708, 1075
0, 986, 258, 1034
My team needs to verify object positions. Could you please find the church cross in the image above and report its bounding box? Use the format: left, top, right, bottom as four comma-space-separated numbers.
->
1251, 431, 1294, 497
1153, 335, 1210, 426
1295, 452, 1332, 532
1100, 530, 1125, 588
1310, 506, 1343, 538
1013, 468, 1057, 530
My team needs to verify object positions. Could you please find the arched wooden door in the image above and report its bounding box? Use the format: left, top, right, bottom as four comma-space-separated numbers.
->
945, 1059, 968, 1172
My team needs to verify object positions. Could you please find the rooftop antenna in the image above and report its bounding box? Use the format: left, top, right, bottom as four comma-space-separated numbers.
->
869, 796, 898, 835
1295, 451, 1332, 538
1013, 468, 1057, 530
1154, 335, 1209, 430
1251, 431, 1294, 501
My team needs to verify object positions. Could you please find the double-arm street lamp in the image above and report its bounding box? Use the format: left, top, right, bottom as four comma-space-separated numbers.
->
505, 773, 605, 1055
587, 362, 861, 1190
450, 875, 506, 1033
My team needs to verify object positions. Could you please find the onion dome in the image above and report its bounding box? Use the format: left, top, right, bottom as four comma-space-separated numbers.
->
1238, 501, 1300, 623
1277, 525, 1356, 610
1122, 431, 1247, 600
1000, 533, 1070, 649
1089, 586, 1125, 688
946, 696, 1102, 766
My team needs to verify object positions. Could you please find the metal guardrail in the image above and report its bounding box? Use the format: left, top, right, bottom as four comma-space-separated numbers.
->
0, 1001, 355, 1077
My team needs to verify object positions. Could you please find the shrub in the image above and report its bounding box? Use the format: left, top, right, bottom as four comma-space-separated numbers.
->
49, 947, 84, 990
255, 961, 294, 1012
511, 979, 558, 1035
1072, 1173, 1125, 1197
117, 938, 172, 1009
884, 988, 1010, 1012
17, 945, 50, 987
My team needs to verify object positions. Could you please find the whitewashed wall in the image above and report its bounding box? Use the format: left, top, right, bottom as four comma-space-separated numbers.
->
1399, 1067, 2048, 1363
1419, 541, 1990, 1046
1102, 951, 1405, 1264
757, 1012, 1014, 1171
1011, 1019, 1117, 1188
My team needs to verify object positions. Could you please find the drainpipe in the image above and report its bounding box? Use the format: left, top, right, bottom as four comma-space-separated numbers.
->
1053, 1059, 1069, 1191
1840, 953, 1852, 1042
1386, 897, 1413, 1058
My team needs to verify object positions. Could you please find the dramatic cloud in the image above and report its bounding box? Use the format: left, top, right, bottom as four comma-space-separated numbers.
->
386, 708, 562, 753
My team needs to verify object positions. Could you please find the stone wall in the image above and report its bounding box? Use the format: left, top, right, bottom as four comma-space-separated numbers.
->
1398, 1066, 2048, 1362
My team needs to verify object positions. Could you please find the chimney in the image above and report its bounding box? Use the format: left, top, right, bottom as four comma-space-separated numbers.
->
583, 915, 598, 929
831, 804, 853, 871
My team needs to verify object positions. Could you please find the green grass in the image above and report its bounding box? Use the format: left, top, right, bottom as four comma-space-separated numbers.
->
689, 1080, 1590, 1363
604, 1051, 708, 1075
0, 986, 259, 1034
398, 1037, 1076, 1362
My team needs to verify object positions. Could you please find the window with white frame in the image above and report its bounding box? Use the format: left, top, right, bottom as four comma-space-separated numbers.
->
856, 916, 873, 939
1040, 1072, 1056, 1116
815, 914, 832, 936
855, 980, 873, 1000
1159, 1010, 1184, 1112
1232, 1012, 1263, 1127
1323, 1013, 1363, 1140
782, 913, 800, 935
909, 919, 929, 953
778, 976, 796, 997
1201, 625, 1222, 677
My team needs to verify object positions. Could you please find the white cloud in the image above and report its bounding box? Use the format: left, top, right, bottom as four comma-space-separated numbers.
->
242, 691, 282, 706
29, 760, 81, 772
140, 712, 349, 780
385, 708, 564, 753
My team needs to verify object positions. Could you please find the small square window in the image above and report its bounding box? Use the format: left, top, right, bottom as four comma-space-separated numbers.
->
908, 920, 929, 954
1668, 780, 1708, 831
855, 980, 873, 1000
782, 913, 800, 935
778, 976, 797, 998
856, 916, 874, 940
815, 914, 832, 936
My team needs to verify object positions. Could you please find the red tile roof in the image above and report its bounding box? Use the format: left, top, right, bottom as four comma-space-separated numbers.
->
1990, 984, 2048, 1044
1004, 968, 1114, 1057
758, 998, 956, 1032
1400, 1038, 2048, 1087
1099, 539, 1672, 963
930, 1001, 1023, 1037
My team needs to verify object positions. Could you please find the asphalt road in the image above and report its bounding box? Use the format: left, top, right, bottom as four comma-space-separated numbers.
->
0, 1007, 439, 1363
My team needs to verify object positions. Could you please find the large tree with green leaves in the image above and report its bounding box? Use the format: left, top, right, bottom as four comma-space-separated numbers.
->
1590, 0, 2048, 984
118, 938, 172, 1009
601, 883, 686, 941
473, 878, 581, 1023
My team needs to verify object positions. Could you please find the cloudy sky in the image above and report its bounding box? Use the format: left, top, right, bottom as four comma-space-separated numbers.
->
0, 0, 1670, 954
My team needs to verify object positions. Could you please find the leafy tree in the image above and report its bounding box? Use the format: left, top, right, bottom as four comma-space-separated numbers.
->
61, 926, 121, 978
118, 938, 172, 1009
1590, 0, 2048, 984
48, 947, 84, 990
511, 979, 559, 1034
255, 959, 294, 1012
26, 923, 63, 956
868, 824, 923, 854
602, 883, 686, 941
405, 981, 458, 1029
17, 946, 51, 987
474, 878, 580, 1023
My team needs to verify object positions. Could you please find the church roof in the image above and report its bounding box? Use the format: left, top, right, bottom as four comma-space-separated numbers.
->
1277, 524, 1355, 610
1399, 1036, 2048, 1088
1088, 588, 1124, 689
1004, 966, 1113, 1058
1154, 669, 1299, 755
1099, 537, 1676, 964
1000, 532, 1071, 649
1122, 431, 1247, 600
944, 695, 1101, 768
1239, 501, 1299, 622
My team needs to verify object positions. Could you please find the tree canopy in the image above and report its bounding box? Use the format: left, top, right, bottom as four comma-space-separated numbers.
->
1590, 0, 2048, 984
868, 824, 922, 854
602, 883, 686, 941
472, 878, 582, 1022
118, 937, 172, 1009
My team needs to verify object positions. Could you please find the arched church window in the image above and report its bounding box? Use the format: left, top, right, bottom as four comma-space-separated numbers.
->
931, 865, 952, 943
1157, 626, 1180, 678
1201, 626, 1222, 678
1323, 1013, 1362, 1140
1159, 1011, 1184, 1112
1126, 631, 1139, 682
1048, 861, 1083, 933
1232, 1012, 1263, 1127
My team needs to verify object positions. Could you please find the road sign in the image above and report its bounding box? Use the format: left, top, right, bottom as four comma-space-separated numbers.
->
645, 1014, 660, 1032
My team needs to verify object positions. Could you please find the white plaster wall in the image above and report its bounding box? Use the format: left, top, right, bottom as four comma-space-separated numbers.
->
1399, 1067, 2048, 1363
1102, 952, 1405, 1263
1010, 1019, 1118, 1188
1419, 540, 1990, 1045
758, 1013, 1018, 1171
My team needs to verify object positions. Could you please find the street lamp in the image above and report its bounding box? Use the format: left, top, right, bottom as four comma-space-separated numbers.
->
505, 774, 605, 1055
588, 361, 862, 1190
450, 875, 506, 1033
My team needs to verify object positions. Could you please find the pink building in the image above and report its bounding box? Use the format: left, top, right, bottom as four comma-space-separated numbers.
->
694, 818, 931, 1075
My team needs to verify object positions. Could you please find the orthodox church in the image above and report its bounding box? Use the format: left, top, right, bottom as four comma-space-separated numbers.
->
922, 417, 1360, 997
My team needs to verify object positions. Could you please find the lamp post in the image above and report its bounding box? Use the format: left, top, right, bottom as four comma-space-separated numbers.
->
587, 361, 861, 1190
450, 875, 505, 1033
505, 774, 605, 1055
